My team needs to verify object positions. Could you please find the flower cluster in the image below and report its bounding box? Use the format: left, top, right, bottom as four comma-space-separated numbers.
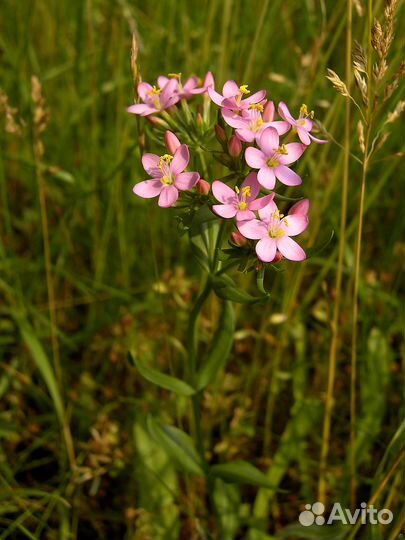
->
128, 73, 326, 264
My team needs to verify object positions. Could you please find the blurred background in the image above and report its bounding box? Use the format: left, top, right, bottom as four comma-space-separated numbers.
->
0, 0, 404, 538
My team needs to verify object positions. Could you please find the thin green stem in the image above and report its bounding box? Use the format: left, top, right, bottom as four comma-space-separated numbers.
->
318, 0, 352, 505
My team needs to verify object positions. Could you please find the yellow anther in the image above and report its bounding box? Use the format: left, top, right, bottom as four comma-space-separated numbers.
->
239, 84, 250, 95
267, 157, 279, 168
283, 218, 288, 226
242, 186, 252, 198
148, 85, 162, 96
161, 175, 173, 185
158, 154, 174, 170
273, 144, 288, 156
257, 119, 264, 127
168, 72, 182, 79
249, 103, 264, 112
238, 201, 248, 210
235, 186, 240, 194
300, 103, 314, 119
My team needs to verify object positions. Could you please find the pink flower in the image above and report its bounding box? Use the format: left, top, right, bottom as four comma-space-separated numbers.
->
208, 81, 266, 111
190, 71, 215, 95
245, 127, 305, 190
157, 72, 215, 100
289, 198, 310, 216
133, 145, 199, 208
127, 79, 179, 116
222, 103, 290, 143
237, 200, 308, 262
278, 102, 328, 145
212, 172, 274, 221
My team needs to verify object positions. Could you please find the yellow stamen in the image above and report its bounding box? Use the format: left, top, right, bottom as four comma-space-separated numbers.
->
267, 157, 279, 168
299, 103, 314, 119
242, 186, 251, 198
161, 175, 174, 185
238, 201, 248, 210
235, 186, 240, 194
239, 84, 250, 95
249, 103, 264, 112
148, 85, 162, 96
257, 119, 264, 127
158, 154, 174, 171
273, 144, 288, 156
168, 72, 182, 79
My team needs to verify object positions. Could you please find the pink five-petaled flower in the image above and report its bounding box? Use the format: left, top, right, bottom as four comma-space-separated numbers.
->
127, 79, 179, 117
237, 199, 308, 262
212, 172, 274, 221
245, 127, 305, 190
133, 145, 199, 208
208, 81, 266, 112
278, 102, 328, 145
222, 103, 290, 143
157, 72, 215, 99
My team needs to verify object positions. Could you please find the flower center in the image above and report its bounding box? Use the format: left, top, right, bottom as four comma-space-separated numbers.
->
235, 185, 251, 210
268, 210, 287, 238
267, 156, 279, 168
161, 175, 174, 186
148, 85, 162, 97
249, 103, 263, 111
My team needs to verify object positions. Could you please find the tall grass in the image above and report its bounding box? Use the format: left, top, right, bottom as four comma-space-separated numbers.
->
0, 0, 404, 538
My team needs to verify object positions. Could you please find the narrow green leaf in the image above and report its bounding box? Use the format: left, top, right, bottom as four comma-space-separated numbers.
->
129, 351, 196, 396
147, 416, 204, 476
210, 461, 282, 490
196, 301, 235, 390
16, 317, 64, 424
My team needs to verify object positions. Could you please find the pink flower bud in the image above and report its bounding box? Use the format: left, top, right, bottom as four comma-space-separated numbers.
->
228, 135, 243, 157
263, 101, 275, 122
214, 124, 227, 144
147, 115, 169, 127
196, 179, 210, 195
289, 199, 310, 216
231, 231, 248, 247
164, 131, 181, 154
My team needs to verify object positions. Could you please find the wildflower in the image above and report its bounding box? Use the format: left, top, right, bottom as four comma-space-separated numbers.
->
245, 127, 305, 189
289, 198, 310, 216
208, 80, 266, 111
127, 78, 179, 116
212, 172, 274, 220
228, 135, 243, 157
133, 145, 199, 208
158, 72, 215, 100
237, 200, 308, 262
222, 103, 289, 143
190, 71, 215, 95
231, 231, 248, 247
278, 102, 328, 145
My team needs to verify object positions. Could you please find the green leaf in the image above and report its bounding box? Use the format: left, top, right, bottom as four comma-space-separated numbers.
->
16, 317, 64, 424
196, 301, 235, 390
147, 416, 204, 476
129, 351, 196, 396
210, 461, 282, 490
210, 274, 269, 305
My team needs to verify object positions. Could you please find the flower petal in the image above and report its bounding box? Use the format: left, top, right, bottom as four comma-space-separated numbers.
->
245, 147, 266, 169
237, 218, 268, 240
127, 103, 157, 116
157, 76, 170, 89
208, 87, 224, 106
249, 193, 275, 211
137, 82, 153, 101
277, 236, 306, 261
236, 209, 256, 221
141, 153, 161, 176
258, 166, 276, 189
308, 132, 329, 144
275, 165, 302, 186
245, 90, 266, 104
171, 144, 189, 175
278, 101, 295, 123
213, 204, 237, 218
269, 120, 291, 135
259, 127, 279, 155
279, 143, 306, 165
297, 127, 311, 145
236, 128, 255, 142
222, 109, 248, 128
158, 185, 178, 208
212, 180, 237, 204
174, 172, 199, 190
263, 101, 275, 122
161, 78, 179, 106
281, 214, 308, 236
256, 237, 277, 262
222, 80, 239, 97
289, 199, 309, 216
258, 199, 278, 221
133, 179, 162, 198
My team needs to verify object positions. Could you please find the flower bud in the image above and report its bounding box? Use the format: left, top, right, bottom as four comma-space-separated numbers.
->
263, 100, 275, 122
214, 124, 227, 144
164, 130, 181, 153
196, 112, 203, 126
289, 198, 309, 216
196, 179, 210, 195
231, 231, 248, 247
228, 135, 242, 157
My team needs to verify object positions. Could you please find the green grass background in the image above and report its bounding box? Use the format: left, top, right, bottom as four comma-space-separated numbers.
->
0, 0, 404, 538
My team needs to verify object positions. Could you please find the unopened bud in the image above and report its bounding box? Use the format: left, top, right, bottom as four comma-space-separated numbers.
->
215, 124, 227, 144
263, 101, 275, 122
228, 135, 242, 157
196, 179, 210, 195
196, 112, 203, 126
164, 130, 181, 153
289, 199, 309, 216
231, 231, 248, 247
147, 115, 169, 128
